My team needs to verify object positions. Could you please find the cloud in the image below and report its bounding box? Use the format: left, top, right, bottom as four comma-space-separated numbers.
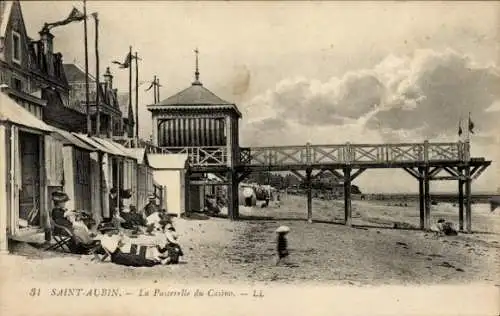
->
241, 49, 500, 145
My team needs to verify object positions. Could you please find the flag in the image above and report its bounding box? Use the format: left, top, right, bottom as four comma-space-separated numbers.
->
43, 7, 86, 30
145, 81, 154, 92
468, 113, 475, 134
112, 52, 132, 69
458, 120, 463, 137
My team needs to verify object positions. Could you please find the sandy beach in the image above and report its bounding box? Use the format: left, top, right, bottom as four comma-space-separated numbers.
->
2, 195, 499, 287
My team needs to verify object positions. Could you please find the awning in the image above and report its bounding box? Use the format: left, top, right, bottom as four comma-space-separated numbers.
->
72, 133, 118, 156
91, 137, 136, 160
50, 128, 97, 152
0, 92, 53, 133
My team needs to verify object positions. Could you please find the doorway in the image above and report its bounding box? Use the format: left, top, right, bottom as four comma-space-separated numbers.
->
18, 131, 41, 229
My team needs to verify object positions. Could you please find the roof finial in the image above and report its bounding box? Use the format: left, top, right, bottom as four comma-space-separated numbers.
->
193, 47, 202, 85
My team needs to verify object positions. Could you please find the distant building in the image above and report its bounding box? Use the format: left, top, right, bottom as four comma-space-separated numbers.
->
63, 64, 126, 136
117, 91, 135, 138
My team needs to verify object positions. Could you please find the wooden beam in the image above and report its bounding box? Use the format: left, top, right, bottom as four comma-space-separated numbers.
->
227, 170, 239, 220
429, 166, 442, 178
471, 165, 488, 181
290, 170, 306, 181
310, 169, 328, 180
430, 176, 463, 181
465, 166, 472, 233
424, 167, 431, 230
350, 168, 366, 181
344, 167, 352, 226
329, 169, 344, 180
306, 168, 313, 223
443, 166, 459, 177
418, 167, 425, 230
237, 170, 252, 183
403, 167, 420, 180
458, 167, 464, 231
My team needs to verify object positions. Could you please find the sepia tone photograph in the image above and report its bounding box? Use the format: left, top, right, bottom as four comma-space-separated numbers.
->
0, 1, 499, 315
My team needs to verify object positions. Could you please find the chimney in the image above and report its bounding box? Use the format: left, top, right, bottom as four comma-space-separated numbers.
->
103, 67, 113, 89
39, 29, 54, 76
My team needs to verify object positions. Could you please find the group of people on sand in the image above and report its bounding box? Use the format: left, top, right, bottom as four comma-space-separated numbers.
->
49, 189, 184, 266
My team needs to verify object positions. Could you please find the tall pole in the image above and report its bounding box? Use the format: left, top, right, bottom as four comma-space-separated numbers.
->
135, 52, 139, 140
153, 75, 157, 103
156, 78, 160, 101
84, 0, 91, 136
128, 45, 132, 138
93, 13, 100, 136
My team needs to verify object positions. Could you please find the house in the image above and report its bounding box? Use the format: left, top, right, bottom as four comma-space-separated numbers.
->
63, 63, 124, 137
147, 153, 189, 217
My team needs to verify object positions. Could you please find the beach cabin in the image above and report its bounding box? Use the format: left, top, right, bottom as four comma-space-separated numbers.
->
48, 128, 98, 217
0, 92, 54, 252
127, 148, 155, 211
147, 153, 188, 217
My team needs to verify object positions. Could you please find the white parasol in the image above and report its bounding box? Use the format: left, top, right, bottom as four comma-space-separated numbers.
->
275, 225, 290, 233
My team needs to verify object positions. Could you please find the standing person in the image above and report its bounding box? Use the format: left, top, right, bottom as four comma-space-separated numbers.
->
275, 225, 290, 265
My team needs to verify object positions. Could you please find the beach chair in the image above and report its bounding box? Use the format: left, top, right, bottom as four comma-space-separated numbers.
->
46, 218, 73, 252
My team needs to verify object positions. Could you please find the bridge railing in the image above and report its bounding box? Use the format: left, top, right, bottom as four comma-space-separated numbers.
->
240, 141, 468, 166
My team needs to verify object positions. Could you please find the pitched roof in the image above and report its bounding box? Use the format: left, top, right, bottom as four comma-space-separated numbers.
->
63, 63, 96, 83
148, 82, 242, 117
0, 92, 53, 132
158, 83, 231, 106
0, 1, 13, 38
51, 127, 97, 152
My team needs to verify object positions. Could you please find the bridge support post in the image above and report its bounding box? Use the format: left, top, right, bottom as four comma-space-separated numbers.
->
227, 170, 239, 220
184, 170, 191, 215
424, 166, 431, 230
418, 167, 425, 230
458, 167, 464, 231
306, 168, 312, 223
343, 167, 352, 226
465, 166, 472, 233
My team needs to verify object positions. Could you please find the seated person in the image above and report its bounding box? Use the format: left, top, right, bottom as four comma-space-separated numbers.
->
145, 209, 169, 234
120, 205, 147, 230
155, 222, 183, 264
51, 191, 100, 254
144, 194, 160, 218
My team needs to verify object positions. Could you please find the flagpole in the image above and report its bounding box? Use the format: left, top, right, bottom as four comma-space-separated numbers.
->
128, 45, 132, 138
83, 0, 91, 136
157, 78, 160, 101
153, 75, 157, 104
135, 51, 139, 140
93, 12, 100, 137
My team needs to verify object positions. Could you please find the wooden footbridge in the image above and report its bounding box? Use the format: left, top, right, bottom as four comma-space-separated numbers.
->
140, 67, 491, 233
147, 141, 490, 233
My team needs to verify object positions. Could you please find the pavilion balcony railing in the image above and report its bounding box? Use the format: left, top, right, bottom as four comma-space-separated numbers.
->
239, 141, 470, 166
151, 146, 228, 166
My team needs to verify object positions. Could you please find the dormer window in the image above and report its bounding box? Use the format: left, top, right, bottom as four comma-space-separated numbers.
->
12, 31, 21, 64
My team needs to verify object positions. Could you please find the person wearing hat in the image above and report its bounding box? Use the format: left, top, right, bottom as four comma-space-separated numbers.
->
144, 194, 160, 218
275, 225, 290, 265
51, 191, 100, 254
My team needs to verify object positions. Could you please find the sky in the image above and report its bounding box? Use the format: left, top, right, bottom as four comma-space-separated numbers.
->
21, 1, 500, 193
